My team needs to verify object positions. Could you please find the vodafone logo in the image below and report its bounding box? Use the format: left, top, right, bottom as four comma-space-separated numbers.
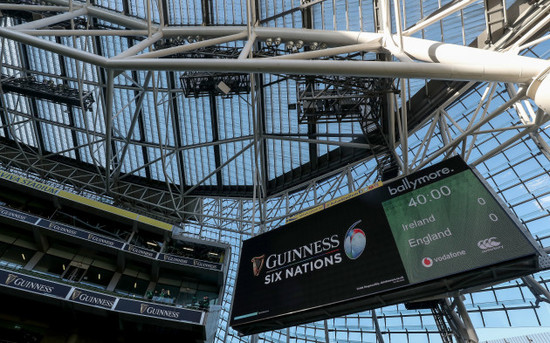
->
421, 257, 433, 268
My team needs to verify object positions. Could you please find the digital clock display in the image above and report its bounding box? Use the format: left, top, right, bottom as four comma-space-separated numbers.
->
383, 168, 535, 284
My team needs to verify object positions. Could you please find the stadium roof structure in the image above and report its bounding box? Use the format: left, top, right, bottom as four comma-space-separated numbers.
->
0, 0, 550, 342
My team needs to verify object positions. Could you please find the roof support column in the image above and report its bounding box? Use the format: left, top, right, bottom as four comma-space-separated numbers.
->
522, 275, 550, 306
104, 68, 114, 192
112, 71, 153, 182
248, 0, 267, 236
372, 310, 385, 343
324, 319, 331, 342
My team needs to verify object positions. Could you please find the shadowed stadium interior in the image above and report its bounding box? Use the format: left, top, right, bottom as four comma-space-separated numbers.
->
0, 0, 550, 342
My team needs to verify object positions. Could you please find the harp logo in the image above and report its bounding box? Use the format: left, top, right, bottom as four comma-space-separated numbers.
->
140, 304, 149, 313
6, 274, 17, 285
71, 290, 81, 300
251, 255, 265, 277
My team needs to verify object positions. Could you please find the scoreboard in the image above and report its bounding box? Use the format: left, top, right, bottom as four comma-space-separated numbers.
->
230, 156, 541, 335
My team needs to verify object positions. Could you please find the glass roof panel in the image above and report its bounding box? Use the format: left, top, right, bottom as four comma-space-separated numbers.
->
217, 96, 253, 140
147, 146, 179, 183
63, 37, 99, 80
220, 141, 254, 186
259, 0, 303, 27
41, 125, 77, 159
183, 146, 217, 186
93, 0, 124, 12
2, 95, 37, 147
462, 4, 488, 43
36, 99, 70, 125
141, 95, 175, 146
1, 27, 21, 69
212, 0, 247, 25
113, 88, 141, 141
264, 77, 302, 134
75, 131, 106, 167
114, 141, 147, 177
359, 0, 377, 32
166, 0, 203, 25
130, 0, 161, 24
179, 96, 214, 145
267, 140, 309, 178
27, 39, 62, 76
99, 33, 130, 59
313, 0, 337, 30
72, 106, 105, 138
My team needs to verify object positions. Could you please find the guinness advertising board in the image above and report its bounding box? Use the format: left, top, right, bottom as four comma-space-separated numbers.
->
0, 269, 71, 298
157, 253, 223, 271
115, 298, 204, 324
231, 156, 540, 335
124, 244, 157, 258
69, 288, 116, 309
35, 218, 125, 249
0, 206, 220, 272
0, 207, 39, 225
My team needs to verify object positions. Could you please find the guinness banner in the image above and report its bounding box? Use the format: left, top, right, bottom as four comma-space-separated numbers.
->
0, 268, 207, 327
124, 244, 157, 258
158, 253, 223, 271
231, 156, 540, 335
115, 298, 204, 324
0, 207, 39, 225
35, 218, 125, 249
0, 269, 71, 298
0, 205, 222, 272
69, 288, 116, 309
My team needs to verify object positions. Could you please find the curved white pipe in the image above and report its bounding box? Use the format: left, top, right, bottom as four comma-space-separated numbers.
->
400, 36, 550, 76
104, 58, 542, 84
527, 66, 550, 114
2, 23, 550, 112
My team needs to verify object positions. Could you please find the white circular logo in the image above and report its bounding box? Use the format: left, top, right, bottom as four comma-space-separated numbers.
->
477, 237, 501, 250
422, 257, 433, 268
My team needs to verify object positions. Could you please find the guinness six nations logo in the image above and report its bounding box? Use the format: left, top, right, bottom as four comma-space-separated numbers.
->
250, 219, 368, 285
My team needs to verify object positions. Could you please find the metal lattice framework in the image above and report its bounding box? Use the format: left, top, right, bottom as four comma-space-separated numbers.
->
1, 0, 550, 342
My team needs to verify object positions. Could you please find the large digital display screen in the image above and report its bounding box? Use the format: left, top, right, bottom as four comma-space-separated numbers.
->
230, 156, 539, 335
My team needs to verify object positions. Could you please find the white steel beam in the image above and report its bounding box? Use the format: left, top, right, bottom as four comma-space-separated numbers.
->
263, 135, 377, 149
400, 36, 549, 71
18, 29, 151, 36
12, 7, 87, 30
415, 86, 527, 170
102, 58, 544, 83
471, 125, 538, 165
269, 41, 383, 60
114, 32, 164, 59
238, 33, 257, 60
402, 0, 479, 36
86, 5, 149, 30
131, 31, 247, 59
1, 24, 548, 82
0, 4, 71, 11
